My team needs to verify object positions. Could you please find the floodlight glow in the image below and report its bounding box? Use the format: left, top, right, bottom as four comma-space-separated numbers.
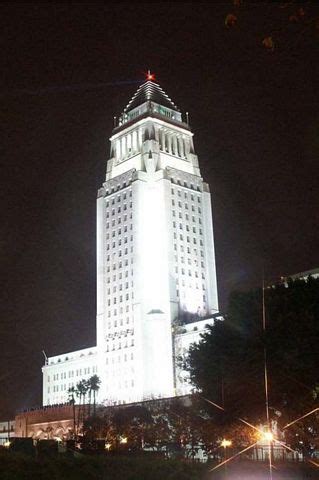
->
120, 436, 128, 444
105, 442, 111, 450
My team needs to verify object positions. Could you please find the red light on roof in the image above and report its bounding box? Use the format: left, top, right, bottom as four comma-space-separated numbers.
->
147, 70, 155, 81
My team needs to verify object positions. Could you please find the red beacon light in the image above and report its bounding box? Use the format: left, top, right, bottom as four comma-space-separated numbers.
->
146, 70, 155, 81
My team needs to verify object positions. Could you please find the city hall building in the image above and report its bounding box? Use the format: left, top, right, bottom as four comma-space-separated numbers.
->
42, 75, 220, 406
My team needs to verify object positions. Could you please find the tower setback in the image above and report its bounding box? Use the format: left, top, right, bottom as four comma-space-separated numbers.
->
42, 77, 220, 406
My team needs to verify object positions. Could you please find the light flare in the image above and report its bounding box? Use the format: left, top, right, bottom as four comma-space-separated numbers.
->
209, 441, 259, 472
283, 407, 319, 430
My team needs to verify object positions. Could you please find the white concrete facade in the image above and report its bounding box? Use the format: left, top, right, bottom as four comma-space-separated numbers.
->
42, 79, 219, 406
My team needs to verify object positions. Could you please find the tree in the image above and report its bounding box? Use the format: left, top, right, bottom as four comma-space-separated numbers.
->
184, 277, 319, 454
87, 374, 101, 416
76, 379, 89, 431
67, 385, 77, 436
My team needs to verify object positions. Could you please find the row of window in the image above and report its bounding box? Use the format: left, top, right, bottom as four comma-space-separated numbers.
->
106, 214, 132, 226
106, 241, 133, 252
172, 189, 201, 202
106, 304, 132, 316
49, 366, 97, 382
174, 235, 204, 246
172, 222, 202, 235
107, 292, 134, 306
106, 352, 134, 364
176, 279, 206, 289
172, 211, 202, 224
174, 242, 204, 253
170, 178, 201, 191
106, 204, 132, 217
172, 202, 202, 214
105, 256, 133, 270
175, 256, 204, 267
106, 191, 132, 207
106, 269, 133, 284
51, 384, 69, 393
106, 339, 134, 351
175, 267, 205, 278
174, 245, 204, 258
107, 282, 131, 294
106, 227, 132, 239
105, 181, 132, 196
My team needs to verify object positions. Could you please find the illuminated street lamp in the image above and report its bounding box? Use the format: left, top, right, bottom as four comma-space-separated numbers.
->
120, 436, 128, 444
262, 431, 274, 442
221, 439, 232, 478
221, 439, 232, 448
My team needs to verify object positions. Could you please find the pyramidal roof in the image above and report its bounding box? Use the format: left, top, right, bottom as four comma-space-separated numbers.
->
124, 80, 180, 113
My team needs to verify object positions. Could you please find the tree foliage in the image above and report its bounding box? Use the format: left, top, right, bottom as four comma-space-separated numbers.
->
184, 277, 319, 452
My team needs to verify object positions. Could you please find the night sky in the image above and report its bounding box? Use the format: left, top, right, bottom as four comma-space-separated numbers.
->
1, 3, 319, 419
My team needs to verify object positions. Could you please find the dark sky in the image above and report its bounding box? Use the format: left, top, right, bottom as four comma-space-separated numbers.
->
1, 3, 319, 419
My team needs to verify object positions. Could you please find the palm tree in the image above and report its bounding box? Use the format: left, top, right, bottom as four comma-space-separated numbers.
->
67, 386, 77, 437
88, 375, 101, 416
76, 380, 89, 429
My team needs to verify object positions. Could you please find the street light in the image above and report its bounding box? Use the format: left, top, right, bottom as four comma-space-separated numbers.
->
221, 439, 232, 448
262, 431, 273, 442
221, 439, 232, 478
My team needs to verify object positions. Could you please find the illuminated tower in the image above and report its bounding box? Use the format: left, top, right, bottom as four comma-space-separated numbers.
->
96, 75, 219, 403
42, 74, 219, 406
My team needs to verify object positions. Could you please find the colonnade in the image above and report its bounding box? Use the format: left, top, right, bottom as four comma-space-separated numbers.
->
113, 126, 193, 161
